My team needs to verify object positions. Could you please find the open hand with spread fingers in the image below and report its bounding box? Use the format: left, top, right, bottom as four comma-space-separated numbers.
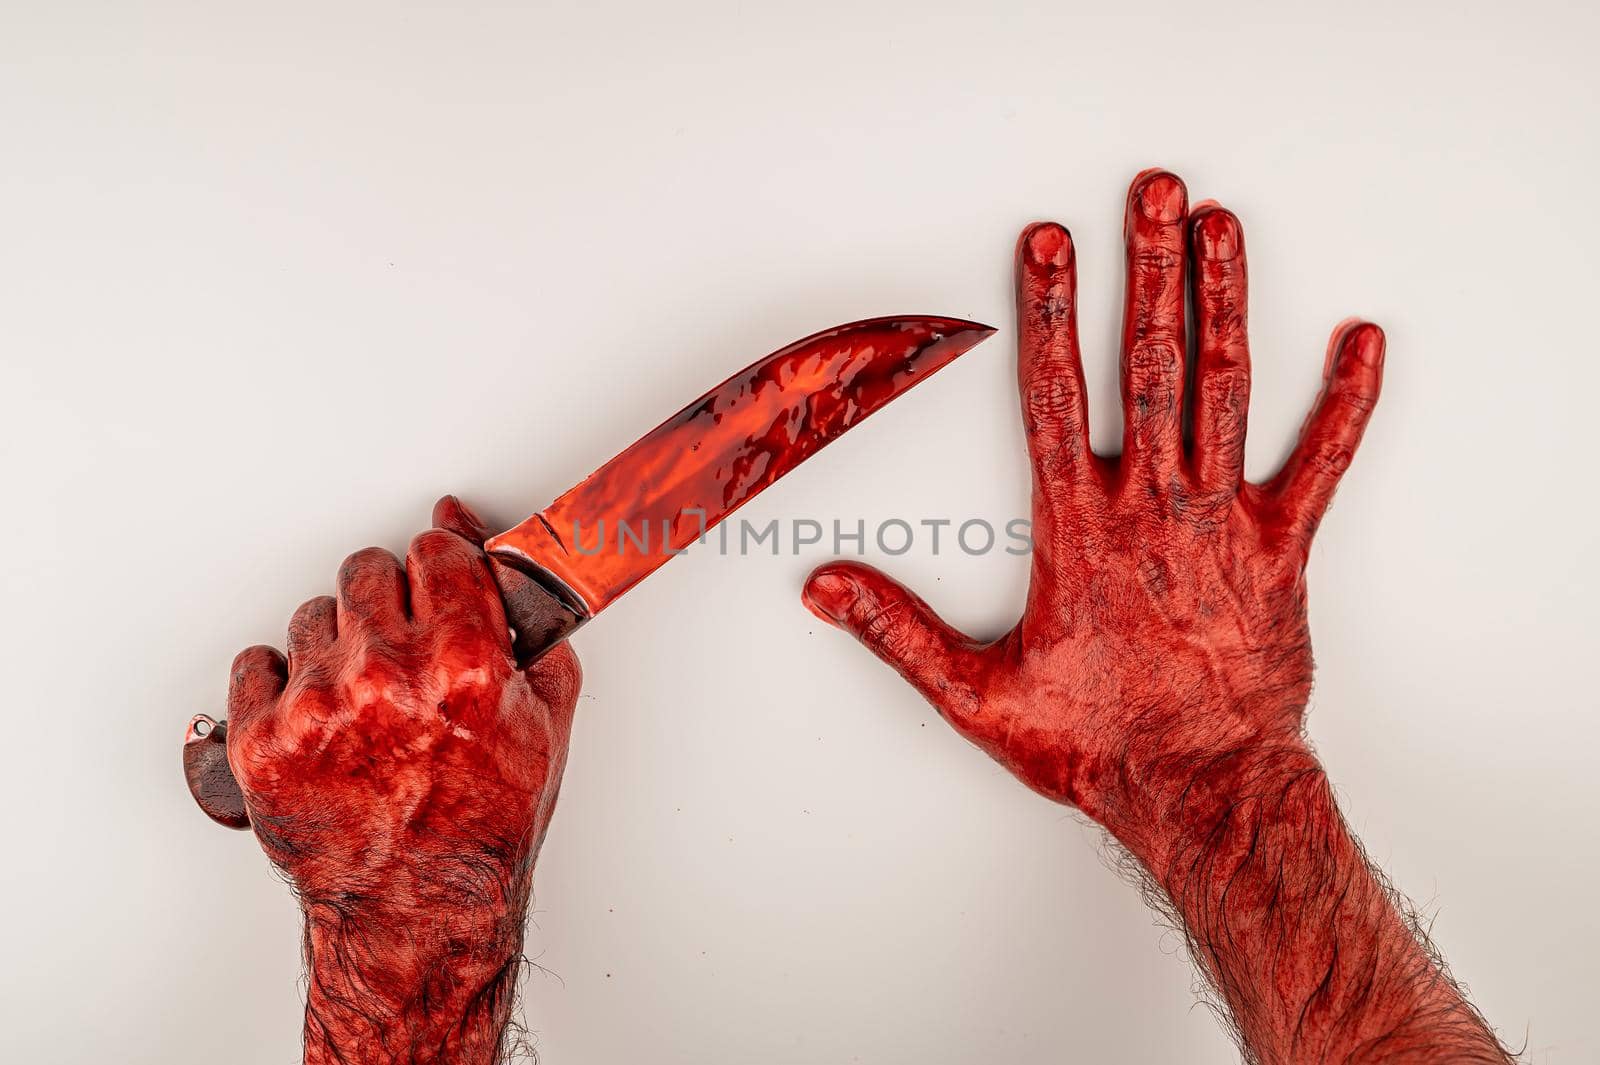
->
804, 168, 1381, 848
802, 171, 1512, 1063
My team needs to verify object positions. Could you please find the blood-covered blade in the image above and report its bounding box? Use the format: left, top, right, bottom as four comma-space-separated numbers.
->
484, 315, 993, 654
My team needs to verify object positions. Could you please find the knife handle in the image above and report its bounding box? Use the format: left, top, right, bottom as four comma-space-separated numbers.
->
485, 552, 590, 663
184, 715, 249, 829
184, 554, 590, 830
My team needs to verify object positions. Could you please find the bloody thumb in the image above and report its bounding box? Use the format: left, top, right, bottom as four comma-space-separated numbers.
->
802, 561, 978, 707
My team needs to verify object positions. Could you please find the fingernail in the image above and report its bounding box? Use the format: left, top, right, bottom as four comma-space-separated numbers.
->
1343, 323, 1385, 367
803, 573, 856, 623
1023, 222, 1073, 267
1136, 171, 1186, 222
1193, 210, 1240, 261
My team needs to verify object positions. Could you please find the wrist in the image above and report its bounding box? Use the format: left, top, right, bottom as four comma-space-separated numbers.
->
1096, 725, 1322, 881
1098, 732, 1511, 1062
301, 896, 528, 1065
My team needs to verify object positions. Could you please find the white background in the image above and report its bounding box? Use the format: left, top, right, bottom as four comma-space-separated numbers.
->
3, 2, 1597, 1062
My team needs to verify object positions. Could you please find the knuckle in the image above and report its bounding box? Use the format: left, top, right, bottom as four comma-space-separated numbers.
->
1132, 246, 1182, 274
1027, 286, 1075, 327
346, 647, 408, 711
430, 613, 501, 661
230, 645, 282, 684
1125, 339, 1182, 418
291, 595, 335, 623
339, 546, 398, 583
440, 666, 495, 707
410, 527, 467, 559
1199, 369, 1250, 437
1309, 440, 1354, 477
1127, 338, 1182, 383
855, 599, 916, 661
1023, 369, 1084, 434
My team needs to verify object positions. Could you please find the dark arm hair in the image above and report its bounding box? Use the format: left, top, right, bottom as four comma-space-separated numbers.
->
1130, 741, 1514, 1064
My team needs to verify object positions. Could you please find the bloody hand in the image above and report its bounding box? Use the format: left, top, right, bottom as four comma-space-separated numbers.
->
225, 496, 582, 1065
803, 172, 1511, 1062
803, 169, 1379, 854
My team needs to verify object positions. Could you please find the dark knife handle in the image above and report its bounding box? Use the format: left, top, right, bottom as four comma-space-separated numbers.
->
485, 552, 590, 663
184, 716, 249, 829
184, 555, 590, 830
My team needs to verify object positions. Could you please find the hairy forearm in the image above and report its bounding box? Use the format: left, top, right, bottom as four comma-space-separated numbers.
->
1112, 739, 1510, 1064
300, 899, 527, 1065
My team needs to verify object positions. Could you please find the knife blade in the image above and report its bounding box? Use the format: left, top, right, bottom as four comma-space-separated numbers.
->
483, 315, 994, 659
186, 315, 994, 828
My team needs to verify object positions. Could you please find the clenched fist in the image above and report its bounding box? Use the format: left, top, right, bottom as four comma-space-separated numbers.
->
225, 495, 581, 1065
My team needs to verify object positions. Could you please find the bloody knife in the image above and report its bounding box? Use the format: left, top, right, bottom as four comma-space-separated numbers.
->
184, 315, 994, 829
